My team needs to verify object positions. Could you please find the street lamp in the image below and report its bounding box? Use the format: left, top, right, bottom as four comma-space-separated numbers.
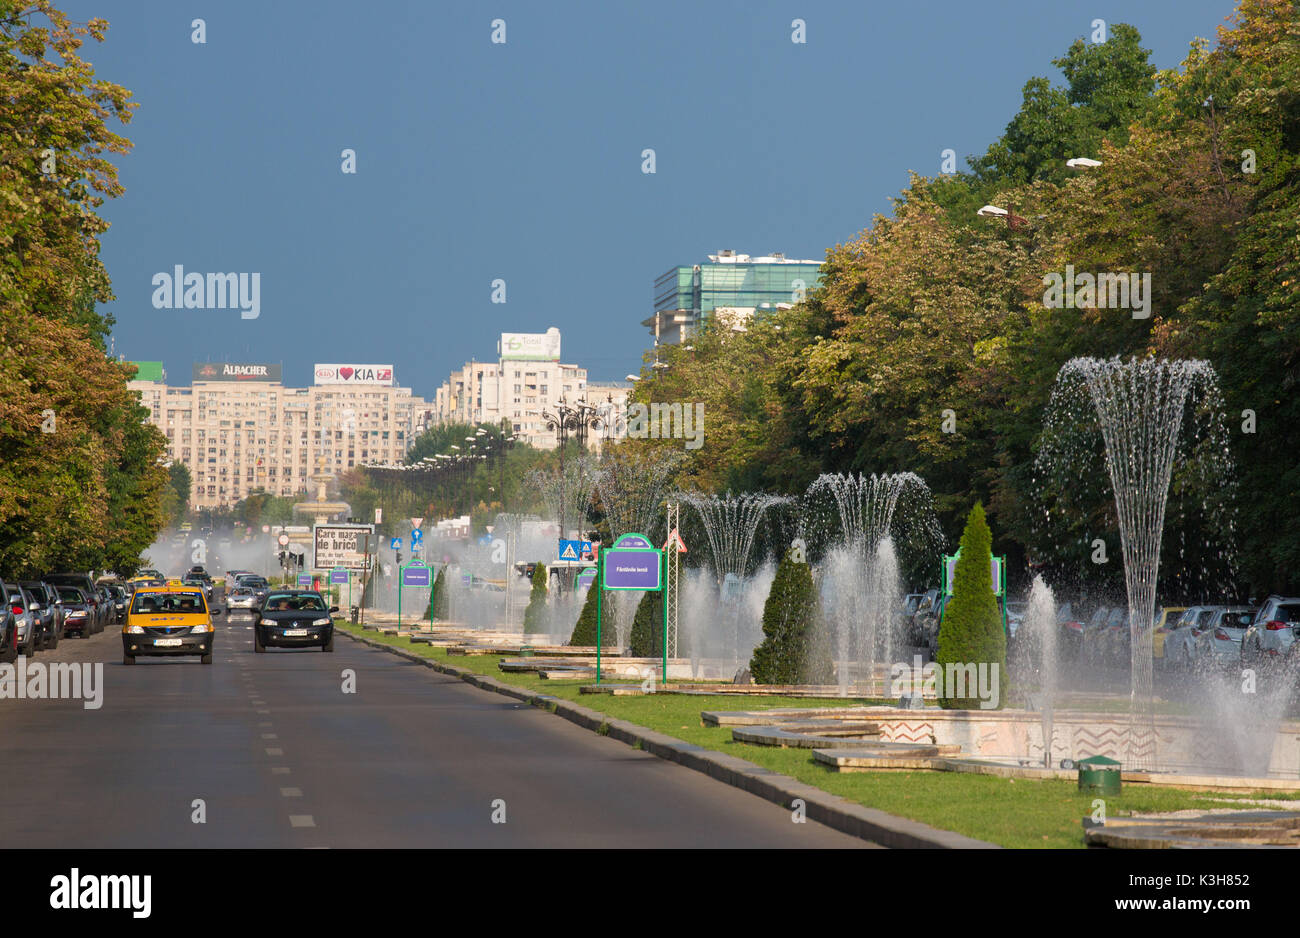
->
977, 203, 1029, 230
1066, 157, 1102, 170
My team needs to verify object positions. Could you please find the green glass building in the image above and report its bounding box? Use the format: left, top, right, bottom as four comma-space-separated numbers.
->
644, 251, 823, 346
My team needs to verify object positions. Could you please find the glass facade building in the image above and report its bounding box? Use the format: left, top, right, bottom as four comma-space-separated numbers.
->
645, 251, 823, 345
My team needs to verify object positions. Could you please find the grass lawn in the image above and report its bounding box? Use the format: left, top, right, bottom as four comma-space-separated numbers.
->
337, 621, 1298, 848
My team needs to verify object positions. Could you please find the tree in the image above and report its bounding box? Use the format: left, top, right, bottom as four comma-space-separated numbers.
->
750, 549, 828, 684
934, 504, 1008, 709
569, 576, 618, 647
427, 567, 449, 620
629, 589, 663, 658
522, 562, 549, 634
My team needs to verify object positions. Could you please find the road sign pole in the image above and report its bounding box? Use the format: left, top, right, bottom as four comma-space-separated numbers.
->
595, 549, 603, 685
397, 562, 403, 630
662, 550, 668, 685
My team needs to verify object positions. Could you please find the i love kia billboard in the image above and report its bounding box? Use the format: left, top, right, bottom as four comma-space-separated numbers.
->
313, 364, 395, 386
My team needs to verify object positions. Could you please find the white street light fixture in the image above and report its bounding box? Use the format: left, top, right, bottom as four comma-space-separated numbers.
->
625, 375, 640, 382
977, 204, 1008, 217
1066, 157, 1102, 169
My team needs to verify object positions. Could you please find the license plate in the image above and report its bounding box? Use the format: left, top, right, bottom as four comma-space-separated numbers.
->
154, 638, 183, 647
283, 629, 309, 637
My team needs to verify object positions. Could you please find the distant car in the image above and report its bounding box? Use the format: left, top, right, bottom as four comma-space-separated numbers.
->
225, 587, 261, 615
18, 580, 62, 650
255, 590, 338, 653
1005, 601, 1026, 646
1161, 605, 1220, 670
1151, 606, 1188, 665
182, 576, 212, 600
136, 569, 163, 580
104, 583, 129, 623
1241, 596, 1300, 663
1194, 606, 1256, 666
122, 586, 220, 665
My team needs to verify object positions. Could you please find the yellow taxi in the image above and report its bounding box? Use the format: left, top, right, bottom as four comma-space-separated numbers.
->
121, 585, 218, 665
1152, 606, 1188, 663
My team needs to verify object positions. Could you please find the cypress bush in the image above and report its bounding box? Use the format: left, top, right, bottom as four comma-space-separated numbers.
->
522, 562, 549, 634
750, 549, 828, 684
569, 572, 618, 647
629, 589, 665, 658
426, 567, 449, 620
934, 503, 1008, 709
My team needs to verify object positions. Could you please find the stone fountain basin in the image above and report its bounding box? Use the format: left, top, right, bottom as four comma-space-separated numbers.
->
1085, 811, 1300, 848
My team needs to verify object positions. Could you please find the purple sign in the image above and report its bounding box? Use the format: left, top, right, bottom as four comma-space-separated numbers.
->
296, 573, 313, 587
401, 565, 431, 587
603, 549, 662, 590
576, 567, 597, 590
613, 533, 653, 549
329, 569, 349, 585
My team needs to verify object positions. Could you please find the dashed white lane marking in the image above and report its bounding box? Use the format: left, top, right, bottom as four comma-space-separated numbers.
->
280, 787, 303, 797
289, 815, 315, 828
251, 700, 266, 706
262, 733, 278, 740
258, 721, 273, 727
257, 709, 271, 714
271, 767, 291, 775
265, 747, 283, 756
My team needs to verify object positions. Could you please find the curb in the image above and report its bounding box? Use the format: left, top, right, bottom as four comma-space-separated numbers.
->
339, 626, 998, 849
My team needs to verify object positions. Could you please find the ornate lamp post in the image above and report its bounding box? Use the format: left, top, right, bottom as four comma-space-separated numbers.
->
540, 398, 603, 539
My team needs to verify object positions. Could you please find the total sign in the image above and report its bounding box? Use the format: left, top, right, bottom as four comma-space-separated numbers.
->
313, 364, 394, 386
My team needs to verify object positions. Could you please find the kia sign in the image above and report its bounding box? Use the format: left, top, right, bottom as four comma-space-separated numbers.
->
602, 550, 662, 590
192, 362, 281, 382
313, 364, 394, 385
313, 523, 375, 572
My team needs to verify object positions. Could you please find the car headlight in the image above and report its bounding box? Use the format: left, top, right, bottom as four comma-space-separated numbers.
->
312, 617, 331, 626
126, 625, 144, 633
67, 610, 87, 618
260, 618, 276, 626
190, 623, 214, 633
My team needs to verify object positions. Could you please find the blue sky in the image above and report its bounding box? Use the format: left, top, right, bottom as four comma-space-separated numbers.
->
70, 0, 1237, 396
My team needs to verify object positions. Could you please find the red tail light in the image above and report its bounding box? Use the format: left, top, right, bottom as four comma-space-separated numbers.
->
1265, 620, 1290, 631
1214, 628, 1231, 641
9, 605, 21, 616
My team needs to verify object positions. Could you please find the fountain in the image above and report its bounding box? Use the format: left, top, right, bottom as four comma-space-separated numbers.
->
1037, 356, 1232, 770
1020, 575, 1058, 767
807, 473, 943, 693
681, 492, 789, 673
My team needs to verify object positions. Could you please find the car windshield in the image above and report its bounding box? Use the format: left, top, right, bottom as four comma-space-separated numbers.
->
1272, 604, 1300, 623
1197, 609, 1217, 625
1217, 610, 1253, 628
56, 587, 84, 603
131, 591, 207, 614
265, 594, 326, 611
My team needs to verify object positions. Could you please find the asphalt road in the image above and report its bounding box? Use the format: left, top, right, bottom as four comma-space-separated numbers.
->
0, 606, 868, 848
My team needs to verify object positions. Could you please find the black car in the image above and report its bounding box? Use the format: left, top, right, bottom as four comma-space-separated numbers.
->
53, 585, 95, 638
18, 580, 62, 649
255, 590, 338, 653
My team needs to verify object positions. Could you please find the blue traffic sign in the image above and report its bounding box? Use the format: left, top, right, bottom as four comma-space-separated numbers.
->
558, 539, 592, 561
390, 537, 402, 550
411, 528, 424, 544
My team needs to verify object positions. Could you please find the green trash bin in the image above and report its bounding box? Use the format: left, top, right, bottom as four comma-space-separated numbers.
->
1077, 755, 1122, 795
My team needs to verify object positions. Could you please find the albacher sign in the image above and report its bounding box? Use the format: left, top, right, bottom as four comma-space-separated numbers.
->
192, 362, 281, 382
313, 364, 395, 385
313, 524, 375, 571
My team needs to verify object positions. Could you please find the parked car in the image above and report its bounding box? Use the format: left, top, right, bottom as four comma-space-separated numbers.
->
53, 586, 95, 638
1058, 602, 1088, 660
1161, 605, 1220, 670
4, 583, 40, 657
255, 590, 338, 653
1151, 606, 1189, 665
104, 583, 129, 623
1005, 601, 1026, 647
1241, 596, 1300, 663
0, 582, 17, 663
907, 588, 941, 646
18, 580, 62, 650
95, 584, 116, 632
914, 593, 949, 657
45, 575, 106, 635
1194, 606, 1256, 666
1078, 606, 1115, 665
